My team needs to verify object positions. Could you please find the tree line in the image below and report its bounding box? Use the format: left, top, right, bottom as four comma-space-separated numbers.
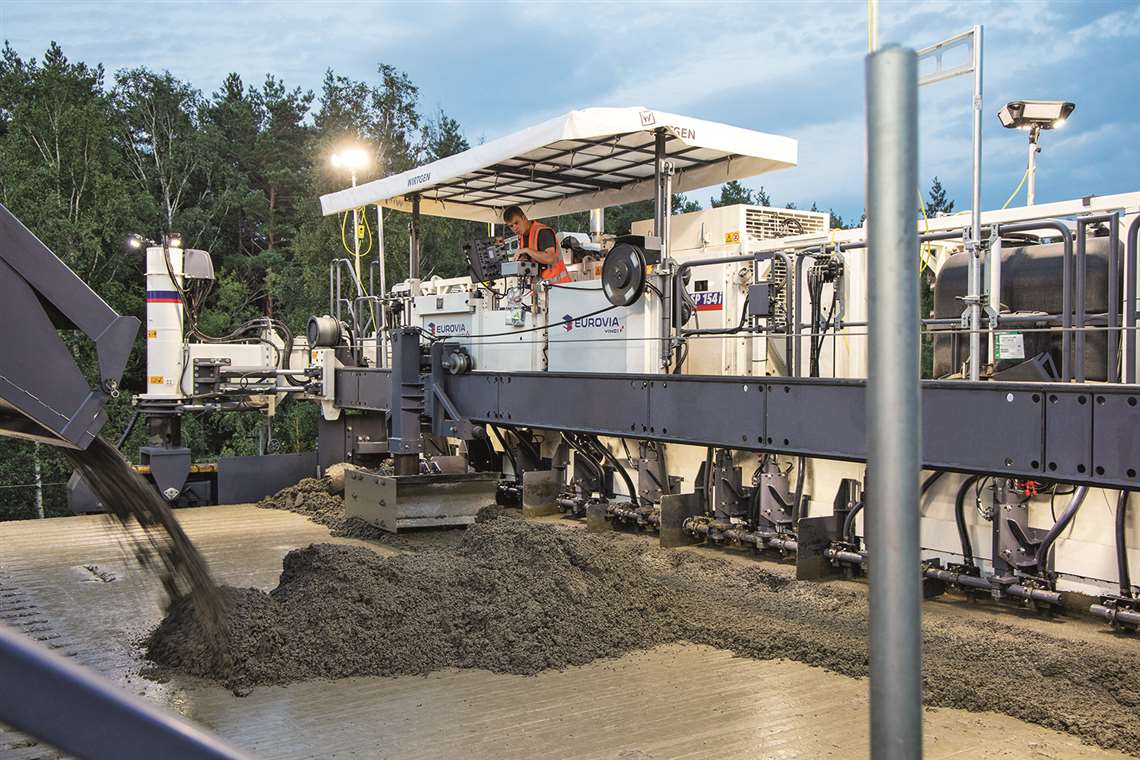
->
0, 42, 952, 518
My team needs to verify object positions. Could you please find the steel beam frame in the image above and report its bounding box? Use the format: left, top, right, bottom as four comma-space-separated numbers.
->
329, 362, 1140, 491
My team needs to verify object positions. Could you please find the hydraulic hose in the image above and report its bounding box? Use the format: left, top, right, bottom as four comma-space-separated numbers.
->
587, 436, 639, 506
843, 470, 941, 543
843, 500, 864, 542
115, 411, 141, 450
791, 456, 806, 524
703, 447, 715, 510
564, 434, 604, 482
654, 441, 672, 499
509, 429, 542, 465
921, 469, 945, 496
1034, 486, 1089, 572
1117, 490, 1133, 598
488, 425, 519, 479
954, 474, 983, 568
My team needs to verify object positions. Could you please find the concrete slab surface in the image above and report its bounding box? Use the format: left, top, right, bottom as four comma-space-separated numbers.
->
0, 505, 1133, 759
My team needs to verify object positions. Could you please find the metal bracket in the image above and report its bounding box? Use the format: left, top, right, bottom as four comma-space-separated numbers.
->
428, 342, 474, 440
991, 480, 1049, 575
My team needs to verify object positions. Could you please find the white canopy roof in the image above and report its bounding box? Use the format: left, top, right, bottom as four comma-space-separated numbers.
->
320, 107, 797, 223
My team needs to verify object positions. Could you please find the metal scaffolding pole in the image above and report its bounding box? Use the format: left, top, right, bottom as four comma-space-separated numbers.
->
967, 25, 984, 380
1027, 126, 1039, 206
376, 204, 388, 367
866, 44, 922, 760
654, 129, 675, 370
915, 25, 984, 380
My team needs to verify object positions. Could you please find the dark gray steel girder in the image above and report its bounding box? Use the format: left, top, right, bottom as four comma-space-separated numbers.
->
331, 365, 1140, 490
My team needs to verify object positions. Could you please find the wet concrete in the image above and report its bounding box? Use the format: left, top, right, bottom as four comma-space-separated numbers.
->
1, 504, 1137, 759
146, 511, 1140, 755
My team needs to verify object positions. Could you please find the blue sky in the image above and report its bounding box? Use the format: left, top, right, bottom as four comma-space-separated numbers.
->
2, 0, 1138, 221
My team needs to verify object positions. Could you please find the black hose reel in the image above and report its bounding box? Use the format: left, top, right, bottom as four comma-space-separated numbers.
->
601, 242, 648, 307
306, 315, 343, 348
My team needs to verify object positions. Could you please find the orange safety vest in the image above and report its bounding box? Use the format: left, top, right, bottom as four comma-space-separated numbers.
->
524, 221, 571, 284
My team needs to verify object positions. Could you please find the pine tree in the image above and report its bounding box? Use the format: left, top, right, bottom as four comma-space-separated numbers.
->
710, 180, 754, 207
927, 176, 955, 215
424, 108, 469, 160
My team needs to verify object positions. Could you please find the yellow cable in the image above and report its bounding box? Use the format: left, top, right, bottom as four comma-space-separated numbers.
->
340, 211, 352, 256
1001, 167, 1030, 209
360, 208, 374, 257
341, 208, 375, 294
341, 208, 374, 258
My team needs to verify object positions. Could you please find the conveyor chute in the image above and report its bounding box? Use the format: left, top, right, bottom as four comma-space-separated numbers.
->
0, 203, 138, 450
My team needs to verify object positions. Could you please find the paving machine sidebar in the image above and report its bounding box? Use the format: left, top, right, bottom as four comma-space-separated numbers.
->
314, 103, 1140, 634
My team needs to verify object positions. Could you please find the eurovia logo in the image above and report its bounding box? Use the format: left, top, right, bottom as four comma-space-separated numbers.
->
561, 313, 625, 335
427, 321, 467, 336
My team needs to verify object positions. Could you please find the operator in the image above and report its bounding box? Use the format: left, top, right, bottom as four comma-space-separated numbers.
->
503, 205, 571, 284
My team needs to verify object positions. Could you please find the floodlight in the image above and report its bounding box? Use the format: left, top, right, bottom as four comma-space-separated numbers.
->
165, 232, 183, 249
331, 146, 370, 172
125, 233, 148, 250
996, 100, 1076, 206
997, 100, 1075, 131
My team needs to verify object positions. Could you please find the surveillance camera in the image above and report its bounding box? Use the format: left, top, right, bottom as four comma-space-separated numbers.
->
997, 100, 1075, 130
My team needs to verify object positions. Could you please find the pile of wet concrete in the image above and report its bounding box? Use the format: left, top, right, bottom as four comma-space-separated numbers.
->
255, 475, 385, 540
149, 501, 1140, 755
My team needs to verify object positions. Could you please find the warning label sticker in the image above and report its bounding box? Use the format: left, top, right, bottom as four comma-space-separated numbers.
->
148, 375, 165, 385
996, 332, 1025, 360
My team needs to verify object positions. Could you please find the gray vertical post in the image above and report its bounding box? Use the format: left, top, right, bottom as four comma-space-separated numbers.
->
866, 45, 922, 760
967, 25, 984, 380
377, 204, 388, 368
1076, 220, 1088, 383
351, 169, 361, 284
1108, 213, 1120, 382
1026, 127, 1038, 206
1126, 216, 1139, 384
388, 327, 424, 476
654, 129, 675, 369
653, 128, 667, 235
409, 194, 421, 281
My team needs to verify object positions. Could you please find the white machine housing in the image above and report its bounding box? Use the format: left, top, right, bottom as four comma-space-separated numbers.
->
140, 244, 287, 404
635, 204, 832, 377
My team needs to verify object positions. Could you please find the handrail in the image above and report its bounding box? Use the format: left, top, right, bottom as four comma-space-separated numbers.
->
0, 623, 250, 760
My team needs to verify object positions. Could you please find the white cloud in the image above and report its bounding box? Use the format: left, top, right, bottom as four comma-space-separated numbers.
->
1, 1, 424, 94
